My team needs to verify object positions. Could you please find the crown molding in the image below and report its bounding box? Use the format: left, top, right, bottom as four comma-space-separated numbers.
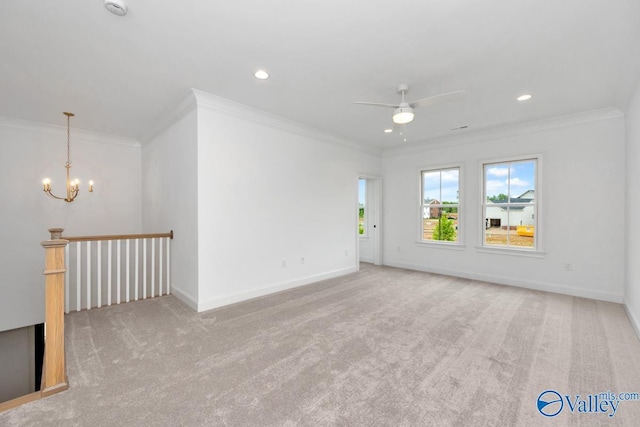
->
0, 115, 141, 148
139, 90, 198, 144
383, 107, 624, 158
192, 89, 382, 157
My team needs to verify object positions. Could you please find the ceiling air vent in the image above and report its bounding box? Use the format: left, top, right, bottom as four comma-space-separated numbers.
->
104, 0, 128, 16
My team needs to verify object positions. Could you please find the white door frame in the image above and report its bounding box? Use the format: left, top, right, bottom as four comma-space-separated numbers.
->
357, 174, 382, 267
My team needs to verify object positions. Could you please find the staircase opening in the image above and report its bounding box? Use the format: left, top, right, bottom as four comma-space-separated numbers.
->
0, 323, 45, 404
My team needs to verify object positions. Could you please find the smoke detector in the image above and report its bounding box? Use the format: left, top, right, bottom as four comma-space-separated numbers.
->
104, 0, 128, 16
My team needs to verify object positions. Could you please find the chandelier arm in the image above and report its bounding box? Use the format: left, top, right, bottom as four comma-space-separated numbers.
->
44, 189, 68, 201
43, 186, 79, 202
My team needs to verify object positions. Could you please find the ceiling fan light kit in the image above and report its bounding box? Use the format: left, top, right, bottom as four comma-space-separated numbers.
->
393, 106, 414, 124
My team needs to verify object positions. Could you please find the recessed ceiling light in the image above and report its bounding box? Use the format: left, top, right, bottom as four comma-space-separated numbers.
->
254, 70, 269, 80
384, 128, 393, 133
517, 94, 532, 101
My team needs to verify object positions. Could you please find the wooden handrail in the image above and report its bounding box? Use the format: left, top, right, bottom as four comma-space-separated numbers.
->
62, 230, 173, 242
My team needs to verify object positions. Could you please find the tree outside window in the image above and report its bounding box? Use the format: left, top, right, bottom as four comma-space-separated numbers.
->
359, 179, 367, 236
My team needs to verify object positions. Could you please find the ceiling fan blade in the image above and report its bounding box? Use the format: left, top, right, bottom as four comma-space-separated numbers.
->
409, 90, 465, 109
354, 101, 399, 108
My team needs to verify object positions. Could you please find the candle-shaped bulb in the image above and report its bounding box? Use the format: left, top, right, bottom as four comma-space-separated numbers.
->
42, 178, 50, 191
89, 180, 94, 192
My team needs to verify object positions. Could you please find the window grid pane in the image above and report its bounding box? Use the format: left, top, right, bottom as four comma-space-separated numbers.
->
421, 168, 459, 243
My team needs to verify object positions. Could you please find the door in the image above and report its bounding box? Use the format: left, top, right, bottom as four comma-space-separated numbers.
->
357, 175, 382, 266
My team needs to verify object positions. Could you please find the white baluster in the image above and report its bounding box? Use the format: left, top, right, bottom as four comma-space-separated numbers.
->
143, 238, 147, 299
76, 242, 81, 312
159, 237, 163, 296
126, 239, 130, 303
107, 240, 112, 306
86, 241, 91, 310
151, 238, 156, 297
64, 244, 69, 314
97, 241, 102, 308
167, 237, 171, 295
117, 240, 121, 304
135, 239, 139, 301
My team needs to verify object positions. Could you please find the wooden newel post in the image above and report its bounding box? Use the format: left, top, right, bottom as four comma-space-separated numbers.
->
41, 227, 69, 396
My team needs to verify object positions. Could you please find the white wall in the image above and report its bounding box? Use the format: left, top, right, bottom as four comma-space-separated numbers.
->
0, 116, 142, 332
141, 103, 199, 308
194, 91, 381, 311
625, 82, 640, 336
383, 109, 626, 303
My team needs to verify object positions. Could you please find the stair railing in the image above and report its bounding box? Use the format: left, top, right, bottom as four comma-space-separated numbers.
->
62, 230, 173, 312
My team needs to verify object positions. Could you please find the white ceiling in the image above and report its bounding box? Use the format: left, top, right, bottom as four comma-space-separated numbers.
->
1, 0, 640, 149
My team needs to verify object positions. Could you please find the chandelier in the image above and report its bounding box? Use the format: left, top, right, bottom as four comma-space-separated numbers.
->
42, 112, 94, 202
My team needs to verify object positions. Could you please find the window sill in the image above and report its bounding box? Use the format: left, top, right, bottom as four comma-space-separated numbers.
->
359, 236, 369, 240
415, 241, 465, 251
475, 245, 545, 258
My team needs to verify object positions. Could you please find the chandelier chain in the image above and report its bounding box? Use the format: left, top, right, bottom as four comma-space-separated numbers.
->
66, 113, 71, 166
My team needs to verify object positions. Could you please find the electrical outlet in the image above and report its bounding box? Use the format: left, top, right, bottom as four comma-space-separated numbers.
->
345, 250, 349, 256
301, 257, 305, 264
563, 263, 573, 271
282, 259, 287, 268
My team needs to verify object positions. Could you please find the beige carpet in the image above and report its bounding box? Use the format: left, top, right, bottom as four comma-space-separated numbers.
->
2, 264, 640, 426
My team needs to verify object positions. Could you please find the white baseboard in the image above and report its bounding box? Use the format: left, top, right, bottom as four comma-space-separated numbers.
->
384, 260, 624, 304
624, 303, 640, 341
196, 266, 358, 313
170, 285, 198, 311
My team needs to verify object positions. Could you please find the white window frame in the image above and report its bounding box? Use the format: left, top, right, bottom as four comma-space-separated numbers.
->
479, 155, 544, 257
418, 165, 462, 247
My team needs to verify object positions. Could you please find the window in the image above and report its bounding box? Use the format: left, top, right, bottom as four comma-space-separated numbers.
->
359, 178, 367, 237
421, 167, 460, 243
483, 159, 537, 249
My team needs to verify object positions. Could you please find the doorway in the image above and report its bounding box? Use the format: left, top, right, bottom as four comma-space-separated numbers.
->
357, 175, 382, 267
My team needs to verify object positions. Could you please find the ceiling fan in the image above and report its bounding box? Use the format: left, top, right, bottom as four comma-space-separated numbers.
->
354, 84, 464, 126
